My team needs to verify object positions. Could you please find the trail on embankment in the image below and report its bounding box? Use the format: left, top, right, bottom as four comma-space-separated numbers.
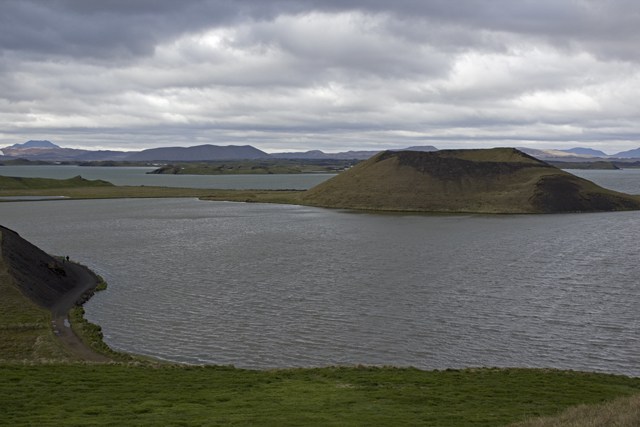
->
0, 225, 109, 362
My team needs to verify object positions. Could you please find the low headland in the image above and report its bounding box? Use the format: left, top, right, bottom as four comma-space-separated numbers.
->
2, 224, 640, 426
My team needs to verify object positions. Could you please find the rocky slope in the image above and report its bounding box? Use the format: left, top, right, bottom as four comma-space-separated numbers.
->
0, 226, 88, 310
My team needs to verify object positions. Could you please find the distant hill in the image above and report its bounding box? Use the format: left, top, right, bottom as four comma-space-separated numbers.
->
396, 146, 438, 152
272, 146, 438, 160
300, 148, 640, 214
613, 147, 640, 158
0, 146, 130, 161
558, 147, 609, 157
126, 144, 272, 161
8, 140, 60, 149
0, 175, 114, 190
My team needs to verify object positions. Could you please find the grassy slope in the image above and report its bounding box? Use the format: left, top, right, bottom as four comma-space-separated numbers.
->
0, 183, 304, 204
0, 175, 114, 190
1, 365, 640, 427
300, 149, 640, 213
510, 393, 640, 426
300, 151, 552, 213
0, 231, 75, 363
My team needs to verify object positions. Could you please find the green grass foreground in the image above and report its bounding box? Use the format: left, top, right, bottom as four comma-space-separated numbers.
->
1, 364, 640, 427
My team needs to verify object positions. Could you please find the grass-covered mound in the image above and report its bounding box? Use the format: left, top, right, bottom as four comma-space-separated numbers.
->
300, 148, 640, 213
0, 175, 114, 190
2, 364, 640, 427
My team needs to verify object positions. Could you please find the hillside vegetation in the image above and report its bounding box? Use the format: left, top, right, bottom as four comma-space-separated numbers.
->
300, 148, 640, 213
0, 175, 114, 190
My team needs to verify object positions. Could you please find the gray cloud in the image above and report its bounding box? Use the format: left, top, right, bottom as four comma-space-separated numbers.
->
2, 0, 640, 154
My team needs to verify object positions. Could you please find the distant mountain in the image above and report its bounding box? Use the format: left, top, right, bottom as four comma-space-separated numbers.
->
0, 146, 130, 161
271, 146, 439, 160
517, 147, 611, 161
272, 150, 334, 159
613, 147, 640, 158
558, 147, 609, 157
395, 146, 439, 152
126, 144, 272, 161
8, 140, 60, 149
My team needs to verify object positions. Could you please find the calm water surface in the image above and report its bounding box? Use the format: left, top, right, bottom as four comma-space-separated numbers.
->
1, 198, 639, 375
2, 165, 640, 192
0, 165, 334, 190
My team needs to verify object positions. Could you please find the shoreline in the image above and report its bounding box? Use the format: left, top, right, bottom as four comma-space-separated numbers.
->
49, 259, 111, 362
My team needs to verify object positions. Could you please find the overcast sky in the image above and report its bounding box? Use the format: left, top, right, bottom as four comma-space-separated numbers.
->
2, 0, 640, 154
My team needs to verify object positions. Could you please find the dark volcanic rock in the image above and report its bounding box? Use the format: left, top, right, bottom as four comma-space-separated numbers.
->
532, 175, 640, 213
0, 226, 82, 310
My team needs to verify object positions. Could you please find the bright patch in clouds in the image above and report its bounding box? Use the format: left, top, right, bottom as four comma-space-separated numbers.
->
1, 1, 640, 153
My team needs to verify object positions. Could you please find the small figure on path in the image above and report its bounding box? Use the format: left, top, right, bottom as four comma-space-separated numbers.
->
66, 255, 69, 262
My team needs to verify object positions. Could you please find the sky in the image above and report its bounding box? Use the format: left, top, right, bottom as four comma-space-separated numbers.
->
2, 0, 640, 154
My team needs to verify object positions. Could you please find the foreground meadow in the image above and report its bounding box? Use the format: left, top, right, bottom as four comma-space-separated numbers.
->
2, 364, 640, 427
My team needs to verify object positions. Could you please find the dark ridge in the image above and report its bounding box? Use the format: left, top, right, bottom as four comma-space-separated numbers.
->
532, 175, 640, 213
375, 150, 549, 181
0, 226, 81, 310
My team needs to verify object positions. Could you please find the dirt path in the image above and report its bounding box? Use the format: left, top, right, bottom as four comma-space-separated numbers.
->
50, 261, 111, 363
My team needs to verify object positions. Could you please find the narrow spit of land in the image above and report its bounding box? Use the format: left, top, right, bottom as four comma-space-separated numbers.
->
48, 261, 110, 363
0, 225, 110, 362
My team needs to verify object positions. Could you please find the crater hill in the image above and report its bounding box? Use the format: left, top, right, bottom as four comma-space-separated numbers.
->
300, 148, 640, 213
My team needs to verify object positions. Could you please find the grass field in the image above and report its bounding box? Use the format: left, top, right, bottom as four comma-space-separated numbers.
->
2, 364, 640, 427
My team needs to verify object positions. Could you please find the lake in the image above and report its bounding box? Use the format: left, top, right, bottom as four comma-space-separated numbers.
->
1, 198, 640, 376
0, 165, 335, 190
1, 165, 640, 192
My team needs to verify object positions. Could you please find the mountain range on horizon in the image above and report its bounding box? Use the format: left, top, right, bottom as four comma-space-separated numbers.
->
2, 140, 640, 161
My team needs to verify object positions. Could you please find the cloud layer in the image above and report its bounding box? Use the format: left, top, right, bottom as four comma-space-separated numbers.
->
2, 0, 640, 153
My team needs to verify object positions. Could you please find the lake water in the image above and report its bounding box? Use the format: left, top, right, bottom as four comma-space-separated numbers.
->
1, 198, 640, 376
1, 165, 640, 193
0, 165, 334, 190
